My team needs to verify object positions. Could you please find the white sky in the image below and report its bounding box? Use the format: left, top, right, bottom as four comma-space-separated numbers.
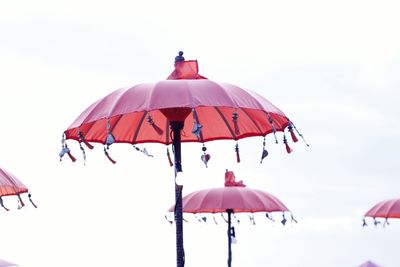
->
0, 0, 399, 266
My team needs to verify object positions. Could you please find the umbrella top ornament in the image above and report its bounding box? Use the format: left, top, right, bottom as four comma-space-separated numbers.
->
363, 198, 400, 227
0, 166, 37, 211
61, 55, 307, 166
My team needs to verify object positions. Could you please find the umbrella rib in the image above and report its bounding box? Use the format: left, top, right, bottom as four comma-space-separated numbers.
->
241, 108, 263, 134
214, 107, 236, 139
132, 111, 148, 144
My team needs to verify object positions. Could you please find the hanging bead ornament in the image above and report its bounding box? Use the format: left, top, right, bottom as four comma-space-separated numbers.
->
191, 109, 203, 140
362, 218, 368, 227
200, 144, 210, 167
281, 213, 287, 225
289, 120, 309, 147
147, 114, 163, 135
28, 193, 37, 208
267, 112, 278, 144
104, 119, 116, 164
232, 111, 240, 136
283, 133, 293, 154
167, 147, 173, 167
132, 145, 153, 157
265, 213, 274, 222
0, 196, 9, 211
202, 216, 207, 223
260, 137, 269, 163
235, 143, 240, 163
59, 134, 76, 162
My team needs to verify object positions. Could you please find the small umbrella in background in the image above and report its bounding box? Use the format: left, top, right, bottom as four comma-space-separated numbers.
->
0, 258, 18, 267
168, 170, 296, 267
0, 166, 37, 210
363, 198, 400, 227
358, 260, 380, 267
61, 54, 307, 267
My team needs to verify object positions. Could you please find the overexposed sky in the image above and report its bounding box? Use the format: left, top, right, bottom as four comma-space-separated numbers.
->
0, 0, 399, 266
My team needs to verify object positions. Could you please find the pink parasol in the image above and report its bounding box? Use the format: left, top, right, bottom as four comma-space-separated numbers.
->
363, 198, 400, 227
61, 54, 306, 267
358, 260, 380, 267
0, 166, 37, 210
168, 170, 294, 267
0, 258, 17, 267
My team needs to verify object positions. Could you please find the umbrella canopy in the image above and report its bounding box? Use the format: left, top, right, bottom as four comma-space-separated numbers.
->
0, 258, 18, 267
0, 166, 37, 210
61, 56, 305, 267
358, 260, 380, 267
363, 198, 400, 227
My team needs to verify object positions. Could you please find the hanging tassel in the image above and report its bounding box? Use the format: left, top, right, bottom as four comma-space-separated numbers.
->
0, 197, 9, 211
232, 112, 240, 135
281, 213, 287, 225
291, 213, 298, 223
260, 137, 268, 164
104, 147, 116, 164
17, 194, 25, 208
267, 113, 278, 144
147, 114, 163, 135
59, 144, 77, 162
235, 143, 240, 163
362, 218, 368, 227
283, 134, 293, 154
28, 193, 37, 208
290, 121, 309, 147
79, 143, 86, 165
201, 144, 210, 167
78, 130, 94, 149
265, 213, 274, 222
167, 147, 173, 167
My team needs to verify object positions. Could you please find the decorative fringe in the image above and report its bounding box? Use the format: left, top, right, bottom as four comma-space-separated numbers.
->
235, 143, 240, 163
0, 197, 9, 211
281, 213, 287, 225
28, 193, 37, 208
192, 109, 203, 140
147, 114, 163, 135
167, 147, 173, 167
104, 147, 116, 164
267, 113, 278, 144
288, 123, 298, 143
260, 137, 268, 164
283, 134, 293, 154
232, 112, 240, 135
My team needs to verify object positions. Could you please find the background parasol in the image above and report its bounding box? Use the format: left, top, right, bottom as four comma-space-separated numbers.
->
358, 260, 380, 267
168, 170, 294, 267
363, 198, 400, 227
0, 258, 18, 267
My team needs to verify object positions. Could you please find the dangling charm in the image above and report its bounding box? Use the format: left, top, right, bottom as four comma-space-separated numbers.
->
281, 213, 287, 225
362, 218, 367, 227
232, 111, 240, 136
267, 113, 278, 144
192, 109, 203, 140
167, 147, 173, 167
28, 193, 37, 208
147, 114, 164, 135
132, 145, 153, 157
59, 134, 76, 162
235, 143, 240, 163
287, 122, 298, 143
265, 213, 274, 222
79, 142, 87, 165
200, 144, 210, 167
260, 137, 268, 163
283, 134, 293, 154
290, 213, 298, 223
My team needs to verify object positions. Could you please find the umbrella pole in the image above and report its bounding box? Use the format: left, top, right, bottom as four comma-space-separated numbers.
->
171, 121, 185, 267
227, 209, 233, 267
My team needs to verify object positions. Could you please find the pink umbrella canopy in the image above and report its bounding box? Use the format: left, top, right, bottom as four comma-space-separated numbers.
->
363, 198, 400, 227
0, 258, 18, 267
0, 166, 37, 211
358, 260, 380, 267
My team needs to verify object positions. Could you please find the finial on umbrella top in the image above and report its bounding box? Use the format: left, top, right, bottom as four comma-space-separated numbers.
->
224, 170, 246, 187
175, 51, 185, 63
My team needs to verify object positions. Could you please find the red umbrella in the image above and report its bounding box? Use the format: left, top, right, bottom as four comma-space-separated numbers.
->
0, 259, 18, 267
168, 170, 294, 267
363, 198, 400, 227
61, 54, 306, 267
0, 166, 37, 210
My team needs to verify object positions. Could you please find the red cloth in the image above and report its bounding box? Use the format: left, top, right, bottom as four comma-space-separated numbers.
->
167, 60, 207, 80
224, 171, 246, 187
